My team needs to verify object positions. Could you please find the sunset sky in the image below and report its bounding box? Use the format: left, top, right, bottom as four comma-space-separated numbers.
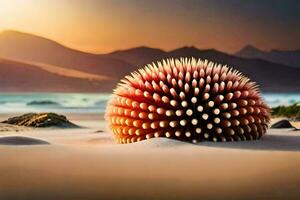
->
0, 0, 299, 53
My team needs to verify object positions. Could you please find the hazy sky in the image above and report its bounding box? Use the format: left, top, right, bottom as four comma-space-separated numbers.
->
0, 0, 299, 53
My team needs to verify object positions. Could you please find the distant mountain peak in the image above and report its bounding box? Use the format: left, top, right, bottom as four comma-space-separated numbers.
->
239, 44, 262, 53
109, 46, 166, 54
131, 46, 160, 50
235, 45, 265, 58
107, 46, 167, 66
175, 46, 199, 51
169, 46, 224, 57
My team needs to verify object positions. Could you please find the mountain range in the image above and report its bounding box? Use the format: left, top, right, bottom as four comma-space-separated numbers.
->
0, 30, 299, 92
235, 45, 300, 68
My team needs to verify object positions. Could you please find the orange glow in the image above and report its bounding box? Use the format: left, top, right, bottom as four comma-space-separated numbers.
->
0, 0, 298, 53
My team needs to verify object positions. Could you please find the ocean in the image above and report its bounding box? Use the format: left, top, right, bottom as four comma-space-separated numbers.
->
0, 93, 299, 114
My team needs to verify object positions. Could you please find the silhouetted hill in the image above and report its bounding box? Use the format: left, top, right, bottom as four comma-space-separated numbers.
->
236, 45, 300, 68
0, 30, 134, 79
108, 46, 166, 66
0, 59, 112, 92
167, 46, 232, 62
105, 46, 300, 92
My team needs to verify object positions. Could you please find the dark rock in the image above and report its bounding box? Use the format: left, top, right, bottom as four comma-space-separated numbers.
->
2, 113, 79, 128
0, 136, 49, 145
94, 130, 104, 133
270, 120, 295, 129
26, 100, 60, 106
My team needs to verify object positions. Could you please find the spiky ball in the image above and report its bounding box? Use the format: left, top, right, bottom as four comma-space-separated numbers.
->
106, 58, 270, 144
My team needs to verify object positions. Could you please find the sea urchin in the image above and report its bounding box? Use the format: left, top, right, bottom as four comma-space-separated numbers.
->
106, 58, 270, 144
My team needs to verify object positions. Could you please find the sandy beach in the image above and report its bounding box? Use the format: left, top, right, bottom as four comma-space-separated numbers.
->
0, 114, 299, 200
0, 1, 299, 199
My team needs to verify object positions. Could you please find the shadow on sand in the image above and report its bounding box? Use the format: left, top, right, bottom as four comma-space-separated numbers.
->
197, 130, 300, 151
0, 136, 50, 145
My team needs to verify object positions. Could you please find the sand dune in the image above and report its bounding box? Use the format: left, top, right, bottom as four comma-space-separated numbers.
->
0, 122, 30, 132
